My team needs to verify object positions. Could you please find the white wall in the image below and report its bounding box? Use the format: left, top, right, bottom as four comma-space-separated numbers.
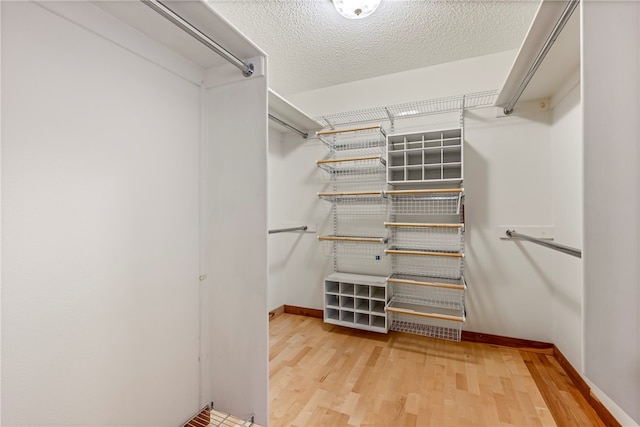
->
582, 0, 640, 422
2, 2, 201, 425
276, 52, 564, 342
463, 108, 554, 341
268, 131, 333, 311
288, 50, 517, 115
549, 83, 583, 369
205, 76, 269, 425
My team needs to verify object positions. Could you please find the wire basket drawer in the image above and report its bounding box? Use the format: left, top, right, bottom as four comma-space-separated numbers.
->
385, 222, 463, 252
387, 189, 463, 216
385, 248, 463, 279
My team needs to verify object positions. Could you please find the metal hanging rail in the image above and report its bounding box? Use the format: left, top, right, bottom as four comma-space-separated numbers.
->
505, 229, 581, 258
268, 114, 308, 139
141, 0, 254, 77
268, 226, 308, 234
502, 0, 580, 115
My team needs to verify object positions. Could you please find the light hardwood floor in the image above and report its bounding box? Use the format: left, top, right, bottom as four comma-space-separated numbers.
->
269, 314, 605, 427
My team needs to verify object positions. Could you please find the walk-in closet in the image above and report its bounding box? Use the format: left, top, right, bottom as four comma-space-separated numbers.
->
2, 0, 639, 426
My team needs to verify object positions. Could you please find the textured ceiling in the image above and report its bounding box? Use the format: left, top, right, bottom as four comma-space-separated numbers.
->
207, 0, 540, 96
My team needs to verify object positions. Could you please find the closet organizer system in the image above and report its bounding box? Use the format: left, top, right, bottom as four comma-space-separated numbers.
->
316, 91, 495, 341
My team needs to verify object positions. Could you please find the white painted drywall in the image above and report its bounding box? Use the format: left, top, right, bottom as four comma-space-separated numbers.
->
1, 2, 201, 425
268, 131, 334, 311
288, 50, 517, 116
463, 107, 554, 341
549, 83, 583, 369
205, 76, 269, 425
582, 0, 640, 422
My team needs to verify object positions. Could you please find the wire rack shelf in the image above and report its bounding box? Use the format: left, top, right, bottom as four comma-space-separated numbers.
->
387, 189, 464, 216
385, 248, 463, 279
317, 155, 386, 182
318, 191, 388, 217
385, 222, 464, 252
319, 235, 390, 275
387, 273, 466, 290
388, 281, 465, 312
386, 304, 464, 342
209, 409, 254, 427
314, 90, 498, 129
317, 125, 387, 152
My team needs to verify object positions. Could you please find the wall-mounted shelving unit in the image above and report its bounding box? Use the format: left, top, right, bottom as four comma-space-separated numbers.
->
384, 186, 466, 341
317, 103, 468, 342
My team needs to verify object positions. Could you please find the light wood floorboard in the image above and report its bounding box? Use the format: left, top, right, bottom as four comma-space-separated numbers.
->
269, 314, 604, 427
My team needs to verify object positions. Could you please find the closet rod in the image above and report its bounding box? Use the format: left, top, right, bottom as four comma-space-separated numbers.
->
141, 0, 254, 77
502, 0, 579, 115
268, 226, 308, 234
505, 229, 581, 258
268, 114, 309, 139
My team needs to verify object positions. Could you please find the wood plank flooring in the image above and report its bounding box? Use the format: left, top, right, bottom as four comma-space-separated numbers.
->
269, 314, 605, 427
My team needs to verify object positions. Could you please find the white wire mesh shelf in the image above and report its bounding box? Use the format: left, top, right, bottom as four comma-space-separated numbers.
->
210, 409, 254, 427
386, 298, 465, 342
387, 189, 464, 216
318, 190, 385, 203
319, 235, 388, 244
314, 90, 498, 129
317, 155, 387, 182
319, 236, 390, 276
385, 248, 463, 279
385, 222, 464, 252
387, 273, 466, 291
317, 125, 387, 152
388, 281, 465, 312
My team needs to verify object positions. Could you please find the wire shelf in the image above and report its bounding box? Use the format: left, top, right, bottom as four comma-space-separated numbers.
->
318, 191, 388, 216
385, 222, 463, 252
314, 90, 498, 129
317, 155, 386, 182
210, 409, 254, 427
387, 309, 463, 342
319, 236, 390, 275
317, 125, 387, 152
387, 189, 464, 216
386, 248, 463, 279
388, 282, 465, 312
387, 273, 466, 290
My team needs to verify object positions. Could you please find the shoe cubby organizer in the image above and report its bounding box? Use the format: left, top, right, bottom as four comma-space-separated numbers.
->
387, 128, 463, 184
324, 272, 388, 333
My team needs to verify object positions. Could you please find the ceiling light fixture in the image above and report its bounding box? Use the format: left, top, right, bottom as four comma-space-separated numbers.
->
332, 0, 381, 19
